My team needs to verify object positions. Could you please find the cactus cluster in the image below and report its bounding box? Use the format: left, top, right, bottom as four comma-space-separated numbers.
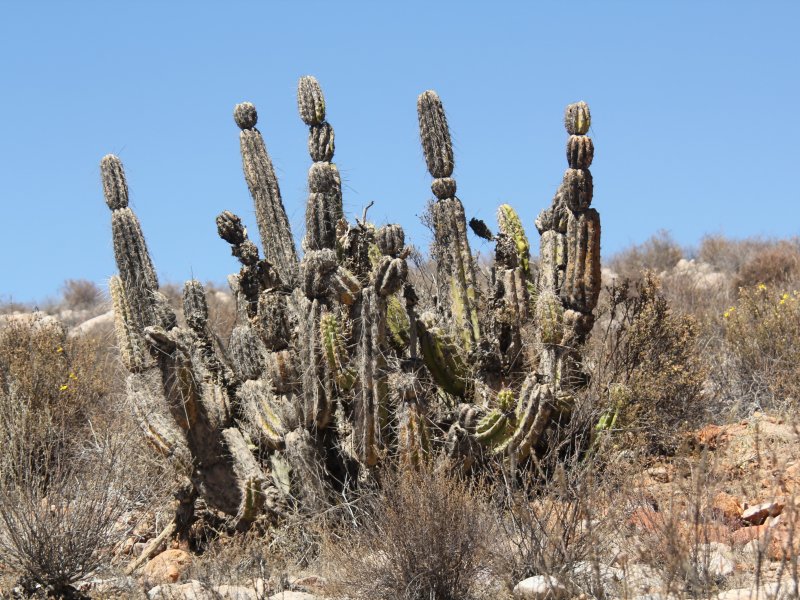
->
101, 79, 601, 526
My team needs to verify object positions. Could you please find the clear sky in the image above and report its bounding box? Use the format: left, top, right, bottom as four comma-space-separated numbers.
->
1, 1, 798, 303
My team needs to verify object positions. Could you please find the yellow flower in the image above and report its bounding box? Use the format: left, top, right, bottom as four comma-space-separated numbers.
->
56, 346, 64, 353
69, 372, 77, 380
59, 384, 68, 391
758, 283, 767, 291
723, 306, 735, 319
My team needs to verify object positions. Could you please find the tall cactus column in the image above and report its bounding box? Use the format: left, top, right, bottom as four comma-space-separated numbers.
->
417, 91, 480, 352
298, 76, 343, 252
235, 102, 299, 285
536, 101, 600, 388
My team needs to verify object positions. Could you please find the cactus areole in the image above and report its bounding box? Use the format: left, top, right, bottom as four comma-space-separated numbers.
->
101, 78, 600, 525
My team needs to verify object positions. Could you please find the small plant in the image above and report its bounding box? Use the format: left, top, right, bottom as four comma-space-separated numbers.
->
722, 283, 800, 411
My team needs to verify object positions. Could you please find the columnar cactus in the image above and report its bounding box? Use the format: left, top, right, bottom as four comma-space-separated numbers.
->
101, 82, 604, 532
417, 91, 480, 352
234, 102, 299, 286
535, 101, 601, 389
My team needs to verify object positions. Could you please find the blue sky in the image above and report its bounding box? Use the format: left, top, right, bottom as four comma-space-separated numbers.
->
1, 1, 798, 303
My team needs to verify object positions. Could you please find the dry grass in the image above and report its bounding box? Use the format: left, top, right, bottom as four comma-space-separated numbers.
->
321, 467, 497, 600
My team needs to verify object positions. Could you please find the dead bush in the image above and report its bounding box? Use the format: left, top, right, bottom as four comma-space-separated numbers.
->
609, 230, 684, 282
589, 273, 707, 454
0, 392, 128, 598
733, 241, 800, 291
61, 279, 103, 312
719, 283, 800, 412
322, 468, 496, 600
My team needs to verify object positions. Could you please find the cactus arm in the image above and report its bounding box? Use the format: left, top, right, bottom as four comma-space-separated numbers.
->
417, 91, 481, 351
234, 102, 299, 286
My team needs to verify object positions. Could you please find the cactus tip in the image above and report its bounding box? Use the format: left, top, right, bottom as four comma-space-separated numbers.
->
234, 102, 258, 130
100, 154, 128, 210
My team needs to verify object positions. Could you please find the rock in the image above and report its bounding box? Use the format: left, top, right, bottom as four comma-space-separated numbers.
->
68, 309, 114, 337
214, 584, 260, 599
702, 542, 734, 580
513, 575, 568, 599
142, 549, 192, 586
742, 500, 784, 525
148, 580, 213, 599
268, 592, 320, 600
621, 563, 662, 594
646, 465, 670, 483
287, 574, 327, 591
717, 582, 797, 600
627, 507, 662, 533
732, 524, 769, 547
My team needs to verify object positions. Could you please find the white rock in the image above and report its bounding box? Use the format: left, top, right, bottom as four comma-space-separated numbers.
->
214, 584, 261, 599
148, 580, 215, 600
703, 542, 735, 580
513, 575, 568, 599
268, 592, 320, 600
68, 309, 114, 337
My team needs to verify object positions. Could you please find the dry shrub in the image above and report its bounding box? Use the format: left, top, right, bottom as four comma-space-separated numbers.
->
720, 283, 800, 412
322, 468, 495, 600
0, 317, 127, 597
609, 230, 684, 282
733, 241, 800, 291
590, 273, 707, 453
61, 279, 103, 312
0, 316, 114, 465
496, 451, 621, 598
0, 425, 128, 598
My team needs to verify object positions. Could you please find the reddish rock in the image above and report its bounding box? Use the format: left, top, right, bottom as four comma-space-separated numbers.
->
742, 500, 784, 525
731, 524, 769, 547
627, 507, 662, 533
711, 492, 743, 523
142, 549, 192, 586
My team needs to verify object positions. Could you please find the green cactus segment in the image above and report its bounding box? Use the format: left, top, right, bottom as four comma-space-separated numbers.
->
354, 289, 390, 466
504, 379, 555, 461
237, 379, 288, 450
300, 77, 343, 253
417, 90, 454, 179
417, 315, 468, 397
127, 370, 192, 469
301, 300, 333, 429
297, 75, 326, 126
235, 102, 298, 286
309, 122, 335, 162
100, 154, 129, 210
536, 291, 565, 346
538, 230, 568, 296
109, 276, 147, 372
431, 198, 481, 350
562, 208, 601, 313
567, 135, 594, 170
320, 312, 356, 390
376, 224, 405, 257
497, 204, 531, 275
221, 428, 270, 524
183, 279, 209, 333
398, 402, 431, 467
474, 409, 515, 451
564, 101, 591, 135
386, 295, 411, 350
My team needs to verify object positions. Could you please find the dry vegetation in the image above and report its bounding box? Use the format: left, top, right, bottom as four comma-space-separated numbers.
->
4, 233, 800, 599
